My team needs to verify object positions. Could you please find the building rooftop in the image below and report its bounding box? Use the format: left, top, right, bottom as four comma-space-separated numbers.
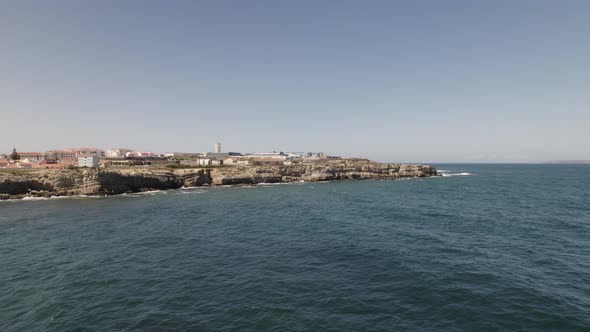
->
76, 148, 105, 151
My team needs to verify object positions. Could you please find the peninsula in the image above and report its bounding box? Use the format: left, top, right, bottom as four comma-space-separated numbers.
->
0, 159, 437, 200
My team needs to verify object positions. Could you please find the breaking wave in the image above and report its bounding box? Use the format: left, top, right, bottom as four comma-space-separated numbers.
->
441, 172, 473, 177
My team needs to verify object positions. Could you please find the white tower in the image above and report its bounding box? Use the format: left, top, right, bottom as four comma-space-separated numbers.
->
214, 142, 221, 153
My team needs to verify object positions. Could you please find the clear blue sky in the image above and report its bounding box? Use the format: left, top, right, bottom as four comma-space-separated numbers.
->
1, 0, 589, 162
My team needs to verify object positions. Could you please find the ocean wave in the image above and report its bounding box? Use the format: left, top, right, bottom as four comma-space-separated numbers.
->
441, 172, 472, 177
127, 190, 168, 196
179, 189, 207, 195
2, 195, 103, 203
21, 196, 50, 201
179, 186, 208, 191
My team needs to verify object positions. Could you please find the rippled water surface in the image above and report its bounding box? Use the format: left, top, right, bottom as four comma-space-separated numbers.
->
1, 164, 589, 331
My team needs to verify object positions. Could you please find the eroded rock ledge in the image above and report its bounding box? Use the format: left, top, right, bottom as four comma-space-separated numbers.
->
0, 159, 437, 200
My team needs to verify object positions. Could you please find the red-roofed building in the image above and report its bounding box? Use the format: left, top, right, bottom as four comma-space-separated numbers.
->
45, 149, 77, 160
17, 152, 44, 161
2, 161, 32, 169
2, 162, 19, 169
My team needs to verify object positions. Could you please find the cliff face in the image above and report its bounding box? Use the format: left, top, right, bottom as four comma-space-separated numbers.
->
0, 159, 437, 200
208, 159, 437, 185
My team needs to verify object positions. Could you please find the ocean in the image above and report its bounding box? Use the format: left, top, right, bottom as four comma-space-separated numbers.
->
1, 164, 589, 331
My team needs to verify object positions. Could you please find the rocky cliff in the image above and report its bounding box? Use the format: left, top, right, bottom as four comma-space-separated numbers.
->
0, 159, 437, 200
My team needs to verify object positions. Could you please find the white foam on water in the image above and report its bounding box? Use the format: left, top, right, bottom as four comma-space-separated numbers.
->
128, 190, 168, 196
21, 196, 49, 201
441, 172, 472, 177
258, 182, 305, 187
179, 189, 207, 195
3, 195, 103, 202
52, 195, 102, 200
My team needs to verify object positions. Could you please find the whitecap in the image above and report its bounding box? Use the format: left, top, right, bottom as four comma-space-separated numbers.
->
21, 196, 49, 201
50, 195, 102, 200
6, 195, 102, 202
179, 189, 207, 195
128, 190, 167, 196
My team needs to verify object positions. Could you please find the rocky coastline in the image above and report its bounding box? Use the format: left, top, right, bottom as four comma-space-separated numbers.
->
0, 159, 438, 200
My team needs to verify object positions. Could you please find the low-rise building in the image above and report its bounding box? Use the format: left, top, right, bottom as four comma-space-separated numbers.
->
18, 152, 44, 161
45, 149, 77, 162
106, 148, 134, 158
180, 160, 201, 166
225, 157, 285, 166
77, 156, 99, 168
198, 159, 212, 166
245, 152, 287, 160
102, 159, 133, 167
164, 152, 204, 158
196, 158, 224, 166
1, 161, 32, 169
76, 148, 105, 157
205, 152, 241, 158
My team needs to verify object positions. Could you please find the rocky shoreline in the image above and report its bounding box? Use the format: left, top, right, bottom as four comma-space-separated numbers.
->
0, 159, 437, 200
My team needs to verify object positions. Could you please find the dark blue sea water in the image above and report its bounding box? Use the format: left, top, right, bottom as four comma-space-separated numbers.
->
1, 164, 589, 331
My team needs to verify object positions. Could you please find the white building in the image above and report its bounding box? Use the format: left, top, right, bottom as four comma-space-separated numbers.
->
246, 152, 287, 160
215, 142, 221, 153
198, 159, 211, 166
164, 152, 203, 157
106, 148, 134, 158
77, 156, 99, 168
75, 148, 105, 157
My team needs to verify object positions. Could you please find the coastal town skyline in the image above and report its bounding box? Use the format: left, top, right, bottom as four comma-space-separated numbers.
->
2, 143, 329, 159
4, 144, 588, 166
2, 1, 589, 163
0, 143, 338, 169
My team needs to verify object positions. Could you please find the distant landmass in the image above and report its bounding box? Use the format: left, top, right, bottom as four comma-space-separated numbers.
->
544, 160, 590, 164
